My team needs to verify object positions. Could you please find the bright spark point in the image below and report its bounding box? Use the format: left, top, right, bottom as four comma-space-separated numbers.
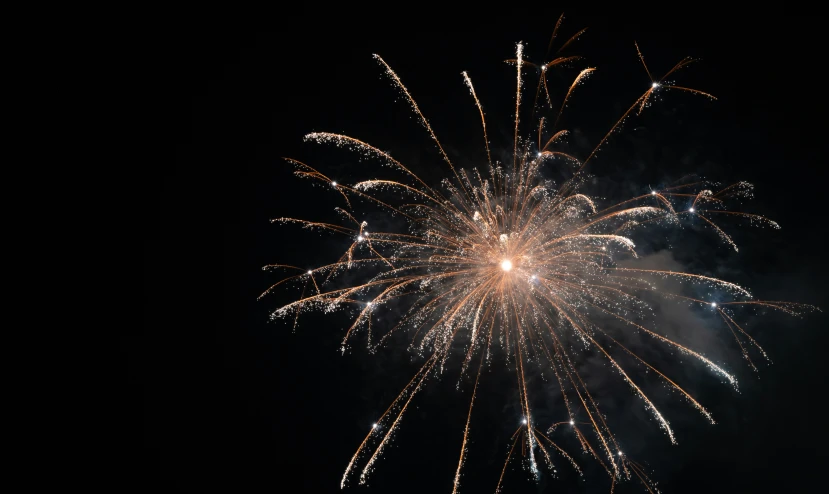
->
711, 302, 717, 307
307, 270, 313, 275
652, 82, 659, 88
570, 420, 574, 425
501, 260, 513, 272
618, 451, 624, 456
537, 152, 542, 157
357, 235, 364, 241
689, 207, 695, 213
331, 181, 337, 186
372, 423, 377, 429
651, 190, 657, 195
531, 274, 537, 279
367, 302, 372, 307
522, 418, 527, 424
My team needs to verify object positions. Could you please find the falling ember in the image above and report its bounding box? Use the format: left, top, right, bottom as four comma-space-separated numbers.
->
263, 15, 817, 494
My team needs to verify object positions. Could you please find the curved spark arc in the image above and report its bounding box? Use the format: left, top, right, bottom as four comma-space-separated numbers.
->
265, 21, 818, 494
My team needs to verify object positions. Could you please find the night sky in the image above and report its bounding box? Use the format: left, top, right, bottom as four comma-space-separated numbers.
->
141, 13, 828, 492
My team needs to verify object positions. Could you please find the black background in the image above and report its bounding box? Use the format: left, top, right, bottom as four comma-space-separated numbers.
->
142, 13, 828, 492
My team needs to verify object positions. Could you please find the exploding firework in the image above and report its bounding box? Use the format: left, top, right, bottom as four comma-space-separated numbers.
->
262, 17, 816, 493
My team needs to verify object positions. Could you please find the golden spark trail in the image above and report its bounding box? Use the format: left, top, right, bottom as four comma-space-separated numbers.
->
452, 350, 486, 494
553, 67, 595, 129
372, 54, 467, 195
513, 43, 523, 170
462, 71, 492, 168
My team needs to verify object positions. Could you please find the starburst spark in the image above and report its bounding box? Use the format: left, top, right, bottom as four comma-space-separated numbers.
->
262, 18, 817, 493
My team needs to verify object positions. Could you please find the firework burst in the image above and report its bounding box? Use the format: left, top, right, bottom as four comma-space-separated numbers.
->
262, 17, 817, 492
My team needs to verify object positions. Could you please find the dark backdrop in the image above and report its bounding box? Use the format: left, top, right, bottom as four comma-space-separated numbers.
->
141, 12, 828, 492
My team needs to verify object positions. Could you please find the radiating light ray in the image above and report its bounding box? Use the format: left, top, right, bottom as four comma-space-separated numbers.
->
553, 67, 596, 129
265, 17, 817, 493
636, 42, 655, 83
547, 14, 565, 56
513, 43, 524, 170
559, 27, 588, 54
452, 348, 487, 493
462, 71, 492, 168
